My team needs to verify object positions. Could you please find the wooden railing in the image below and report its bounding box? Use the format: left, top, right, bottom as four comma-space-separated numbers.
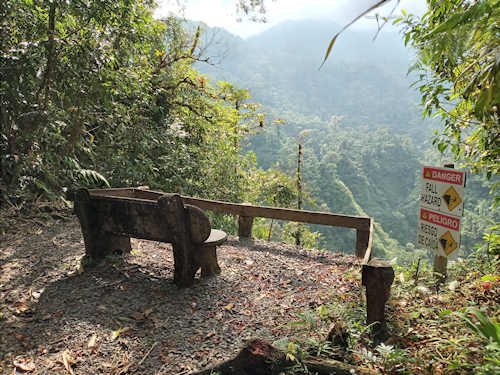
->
180, 196, 373, 260
89, 187, 373, 260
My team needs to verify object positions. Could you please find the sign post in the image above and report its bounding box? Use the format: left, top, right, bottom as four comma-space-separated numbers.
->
417, 164, 465, 285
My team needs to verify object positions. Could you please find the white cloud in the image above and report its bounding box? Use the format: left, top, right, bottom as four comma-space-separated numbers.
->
154, 0, 427, 38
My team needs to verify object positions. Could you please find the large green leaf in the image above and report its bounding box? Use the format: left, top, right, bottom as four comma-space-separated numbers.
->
319, 0, 392, 68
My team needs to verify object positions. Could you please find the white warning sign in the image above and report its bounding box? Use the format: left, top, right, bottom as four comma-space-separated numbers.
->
420, 166, 465, 216
417, 208, 461, 258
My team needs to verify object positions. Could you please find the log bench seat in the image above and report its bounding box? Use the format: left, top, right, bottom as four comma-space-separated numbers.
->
74, 187, 227, 287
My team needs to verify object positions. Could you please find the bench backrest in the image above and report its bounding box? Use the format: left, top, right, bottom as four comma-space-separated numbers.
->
75, 188, 211, 245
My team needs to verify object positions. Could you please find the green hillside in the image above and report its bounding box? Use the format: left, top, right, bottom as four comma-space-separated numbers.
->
195, 20, 498, 260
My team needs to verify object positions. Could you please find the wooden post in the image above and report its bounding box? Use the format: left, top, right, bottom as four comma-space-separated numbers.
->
433, 254, 447, 285
237, 203, 254, 239
362, 258, 394, 331
355, 229, 370, 258
238, 215, 254, 238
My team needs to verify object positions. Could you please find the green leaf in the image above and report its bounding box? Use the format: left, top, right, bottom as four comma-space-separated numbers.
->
319, 0, 390, 69
272, 337, 291, 351
437, 142, 447, 153
439, 309, 452, 318
481, 275, 500, 282
319, 34, 339, 69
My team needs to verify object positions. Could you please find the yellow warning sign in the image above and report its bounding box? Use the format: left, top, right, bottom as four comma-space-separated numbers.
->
439, 231, 458, 255
442, 186, 462, 212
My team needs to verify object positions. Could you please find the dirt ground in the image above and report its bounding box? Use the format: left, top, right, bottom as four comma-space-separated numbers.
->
0, 213, 362, 374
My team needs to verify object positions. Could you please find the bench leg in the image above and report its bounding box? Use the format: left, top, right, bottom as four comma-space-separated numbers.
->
75, 188, 132, 267
172, 243, 197, 288
81, 230, 131, 266
198, 245, 221, 278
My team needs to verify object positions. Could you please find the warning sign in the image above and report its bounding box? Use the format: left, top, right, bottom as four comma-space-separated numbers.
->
417, 208, 461, 258
439, 231, 457, 256
420, 166, 465, 216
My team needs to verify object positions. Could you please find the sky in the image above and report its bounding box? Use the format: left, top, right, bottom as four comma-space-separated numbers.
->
155, 0, 427, 38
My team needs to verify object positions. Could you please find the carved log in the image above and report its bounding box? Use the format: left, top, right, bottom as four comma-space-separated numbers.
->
74, 188, 131, 266
75, 188, 227, 287
158, 194, 197, 288
191, 339, 379, 375
362, 258, 394, 330
197, 229, 227, 278
185, 204, 211, 244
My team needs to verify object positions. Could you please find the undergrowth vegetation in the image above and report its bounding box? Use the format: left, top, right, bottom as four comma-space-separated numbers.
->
274, 248, 499, 374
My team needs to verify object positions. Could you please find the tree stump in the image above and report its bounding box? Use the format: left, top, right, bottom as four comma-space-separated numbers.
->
362, 258, 394, 332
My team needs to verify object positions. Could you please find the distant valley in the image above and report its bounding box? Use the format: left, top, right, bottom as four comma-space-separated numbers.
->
192, 19, 496, 260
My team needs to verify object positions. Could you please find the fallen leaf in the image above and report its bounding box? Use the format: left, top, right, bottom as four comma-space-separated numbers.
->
87, 334, 97, 348
144, 308, 153, 316
13, 358, 35, 372
15, 333, 27, 341
62, 350, 74, 375
15, 303, 30, 314
399, 272, 406, 284
448, 280, 459, 291
111, 327, 130, 341
223, 303, 234, 310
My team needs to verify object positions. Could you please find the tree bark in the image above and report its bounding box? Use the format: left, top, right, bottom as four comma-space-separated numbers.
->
37, 2, 57, 107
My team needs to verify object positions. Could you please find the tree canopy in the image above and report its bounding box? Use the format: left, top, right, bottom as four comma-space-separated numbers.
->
235, 0, 499, 204
397, 0, 499, 204
0, 0, 263, 207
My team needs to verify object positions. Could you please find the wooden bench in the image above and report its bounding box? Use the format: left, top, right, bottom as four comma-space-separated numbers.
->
74, 188, 227, 287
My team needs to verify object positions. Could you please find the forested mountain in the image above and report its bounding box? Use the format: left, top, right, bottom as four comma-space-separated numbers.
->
198, 20, 434, 141
194, 20, 498, 260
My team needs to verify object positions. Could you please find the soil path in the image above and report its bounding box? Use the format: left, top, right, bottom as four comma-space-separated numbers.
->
0, 215, 361, 374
